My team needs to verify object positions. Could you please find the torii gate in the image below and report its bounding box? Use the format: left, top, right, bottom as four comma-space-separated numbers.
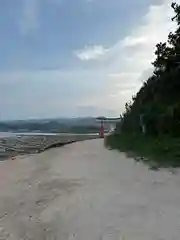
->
96, 117, 106, 138
96, 117, 121, 138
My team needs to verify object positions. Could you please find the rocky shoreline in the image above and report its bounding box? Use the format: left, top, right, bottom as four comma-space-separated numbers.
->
0, 135, 73, 160
0, 133, 99, 160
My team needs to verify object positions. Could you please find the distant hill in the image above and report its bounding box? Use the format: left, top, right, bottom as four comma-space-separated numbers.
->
0, 117, 101, 134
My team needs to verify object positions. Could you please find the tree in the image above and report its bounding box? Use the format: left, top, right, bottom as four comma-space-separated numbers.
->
118, 2, 180, 136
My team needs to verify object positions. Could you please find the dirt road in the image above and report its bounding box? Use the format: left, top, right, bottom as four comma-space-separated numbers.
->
0, 139, 180, 239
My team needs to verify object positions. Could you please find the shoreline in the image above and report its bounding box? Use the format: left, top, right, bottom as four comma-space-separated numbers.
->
0, 135, 74, 161
0, 133, 99, 161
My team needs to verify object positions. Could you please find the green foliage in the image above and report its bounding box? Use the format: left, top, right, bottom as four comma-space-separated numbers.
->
116, 1, 180, 137
105, 134, 180, 167
107, 2, 180, 167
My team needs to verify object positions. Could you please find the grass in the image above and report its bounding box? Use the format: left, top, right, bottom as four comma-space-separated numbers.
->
105, 133, 180, 168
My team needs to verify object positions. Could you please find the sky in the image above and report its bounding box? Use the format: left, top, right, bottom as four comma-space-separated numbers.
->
0, 0, 178, 120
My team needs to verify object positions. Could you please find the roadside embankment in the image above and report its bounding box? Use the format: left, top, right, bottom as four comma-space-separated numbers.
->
105, 133, 180, 168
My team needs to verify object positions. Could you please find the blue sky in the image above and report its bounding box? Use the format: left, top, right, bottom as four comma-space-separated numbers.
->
0, 0, 176, 119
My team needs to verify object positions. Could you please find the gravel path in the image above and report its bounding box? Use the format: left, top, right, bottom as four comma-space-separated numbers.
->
0, 139, 180, 239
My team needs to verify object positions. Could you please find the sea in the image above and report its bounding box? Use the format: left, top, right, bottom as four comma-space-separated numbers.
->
0, 132, 16, 138
0, 132, 59, 138
0, 132, 97, 138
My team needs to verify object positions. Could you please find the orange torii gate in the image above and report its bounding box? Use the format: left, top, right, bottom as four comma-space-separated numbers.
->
96, 117, 121, 138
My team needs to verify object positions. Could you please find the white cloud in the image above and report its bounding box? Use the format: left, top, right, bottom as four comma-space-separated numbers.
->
121, 36, 148, 48
73, 0, 177, 115
75, 45, 109, 61
5, 0, 180, 119
0, 69, 113, 119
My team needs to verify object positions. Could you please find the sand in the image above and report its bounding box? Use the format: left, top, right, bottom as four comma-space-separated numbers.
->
0, 139, 180, 239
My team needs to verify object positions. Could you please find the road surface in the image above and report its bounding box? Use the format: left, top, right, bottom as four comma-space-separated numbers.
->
0, 139, 180, 239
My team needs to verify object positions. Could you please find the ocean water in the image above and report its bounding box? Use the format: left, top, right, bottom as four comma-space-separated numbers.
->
0, 132, 47, 138
0, 132, 98, 138
0, 132, 58, 138
0, 132, 16, 138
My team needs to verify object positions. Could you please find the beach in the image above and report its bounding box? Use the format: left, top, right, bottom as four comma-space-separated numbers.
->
0, 132, 99, 160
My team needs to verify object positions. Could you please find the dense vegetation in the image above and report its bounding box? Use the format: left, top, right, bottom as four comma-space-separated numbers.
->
106, 2, 180, 167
